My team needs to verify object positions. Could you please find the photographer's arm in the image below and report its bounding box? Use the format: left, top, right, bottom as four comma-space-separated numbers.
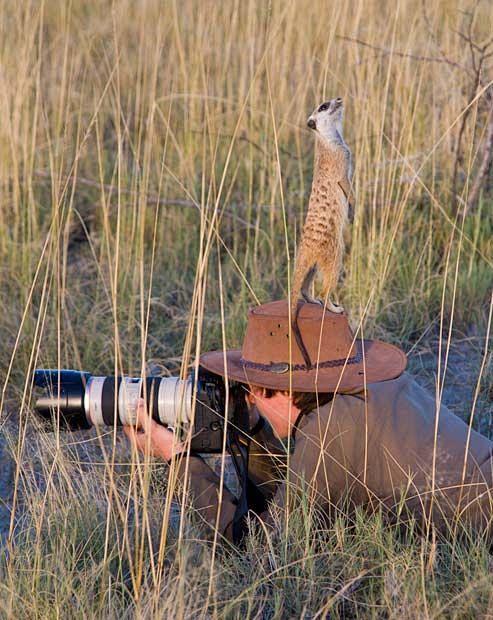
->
123, 400, 252, 542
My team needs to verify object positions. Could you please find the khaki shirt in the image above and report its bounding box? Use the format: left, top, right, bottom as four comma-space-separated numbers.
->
175, 373, 493, 541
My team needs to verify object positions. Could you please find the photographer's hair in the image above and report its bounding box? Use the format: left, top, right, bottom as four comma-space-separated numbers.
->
261, 388, 333, 417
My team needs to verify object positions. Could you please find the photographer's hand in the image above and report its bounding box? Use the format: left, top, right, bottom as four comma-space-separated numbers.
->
123, 399, 185, 462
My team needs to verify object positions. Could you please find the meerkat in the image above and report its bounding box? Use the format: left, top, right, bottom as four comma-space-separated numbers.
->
291, 97, 355, 367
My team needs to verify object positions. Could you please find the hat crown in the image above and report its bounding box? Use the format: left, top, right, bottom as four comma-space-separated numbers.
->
241, 300, 357, 369
199, 299, 407, 392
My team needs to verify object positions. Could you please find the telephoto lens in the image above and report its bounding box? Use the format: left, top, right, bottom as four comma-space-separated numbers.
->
33, 368, 248, 452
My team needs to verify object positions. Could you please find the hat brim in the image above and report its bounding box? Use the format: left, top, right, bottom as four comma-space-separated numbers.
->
199, 339, 407, 393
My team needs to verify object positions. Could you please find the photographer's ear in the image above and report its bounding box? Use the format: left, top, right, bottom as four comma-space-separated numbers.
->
245, 385, 266, 405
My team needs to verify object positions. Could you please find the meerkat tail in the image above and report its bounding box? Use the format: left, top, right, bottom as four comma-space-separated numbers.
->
291, 301, 312, 369
290, 291, 312, 368
290, 251, 317, 368
291, 249, 317, 309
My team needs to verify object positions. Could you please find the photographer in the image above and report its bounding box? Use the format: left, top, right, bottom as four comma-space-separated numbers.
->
124, 300, 493, 543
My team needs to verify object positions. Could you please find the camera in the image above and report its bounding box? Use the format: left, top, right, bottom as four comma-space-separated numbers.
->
32, 368, 249, 453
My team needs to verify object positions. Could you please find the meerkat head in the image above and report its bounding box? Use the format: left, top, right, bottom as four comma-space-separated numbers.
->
307, 98, 344, 141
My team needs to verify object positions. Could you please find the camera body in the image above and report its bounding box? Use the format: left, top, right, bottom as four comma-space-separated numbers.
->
33, 368, 249, 453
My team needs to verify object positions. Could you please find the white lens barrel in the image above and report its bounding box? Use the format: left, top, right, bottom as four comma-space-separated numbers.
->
118, 378, 142, 426
84, 375, 192, 427
85, 376, 142, 426
157, 377, 192, 426
84, 376, 105, 426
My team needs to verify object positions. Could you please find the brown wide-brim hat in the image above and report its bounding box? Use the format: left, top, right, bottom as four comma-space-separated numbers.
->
200, 300, 407, 393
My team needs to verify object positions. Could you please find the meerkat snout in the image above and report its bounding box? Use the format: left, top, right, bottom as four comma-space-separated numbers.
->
307, 118, 316, 130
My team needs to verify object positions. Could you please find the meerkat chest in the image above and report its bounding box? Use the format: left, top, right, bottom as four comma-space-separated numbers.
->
303, 192, 346, 240
309, 180, 346, 214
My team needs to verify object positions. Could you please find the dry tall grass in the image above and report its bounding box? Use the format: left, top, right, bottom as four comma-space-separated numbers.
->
0, 0, 492, 618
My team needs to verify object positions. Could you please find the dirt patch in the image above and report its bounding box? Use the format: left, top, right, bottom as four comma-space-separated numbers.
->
407, 337, 492, 438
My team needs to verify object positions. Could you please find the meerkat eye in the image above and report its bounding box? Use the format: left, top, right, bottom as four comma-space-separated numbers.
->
318, 102, 329, 112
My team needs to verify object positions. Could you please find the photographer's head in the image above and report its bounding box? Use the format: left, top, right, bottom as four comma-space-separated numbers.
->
244, 385, 334, 439
245, 386, 298, 439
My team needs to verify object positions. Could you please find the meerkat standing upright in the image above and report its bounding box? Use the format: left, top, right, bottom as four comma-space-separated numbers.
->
291, 97, 355, 367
